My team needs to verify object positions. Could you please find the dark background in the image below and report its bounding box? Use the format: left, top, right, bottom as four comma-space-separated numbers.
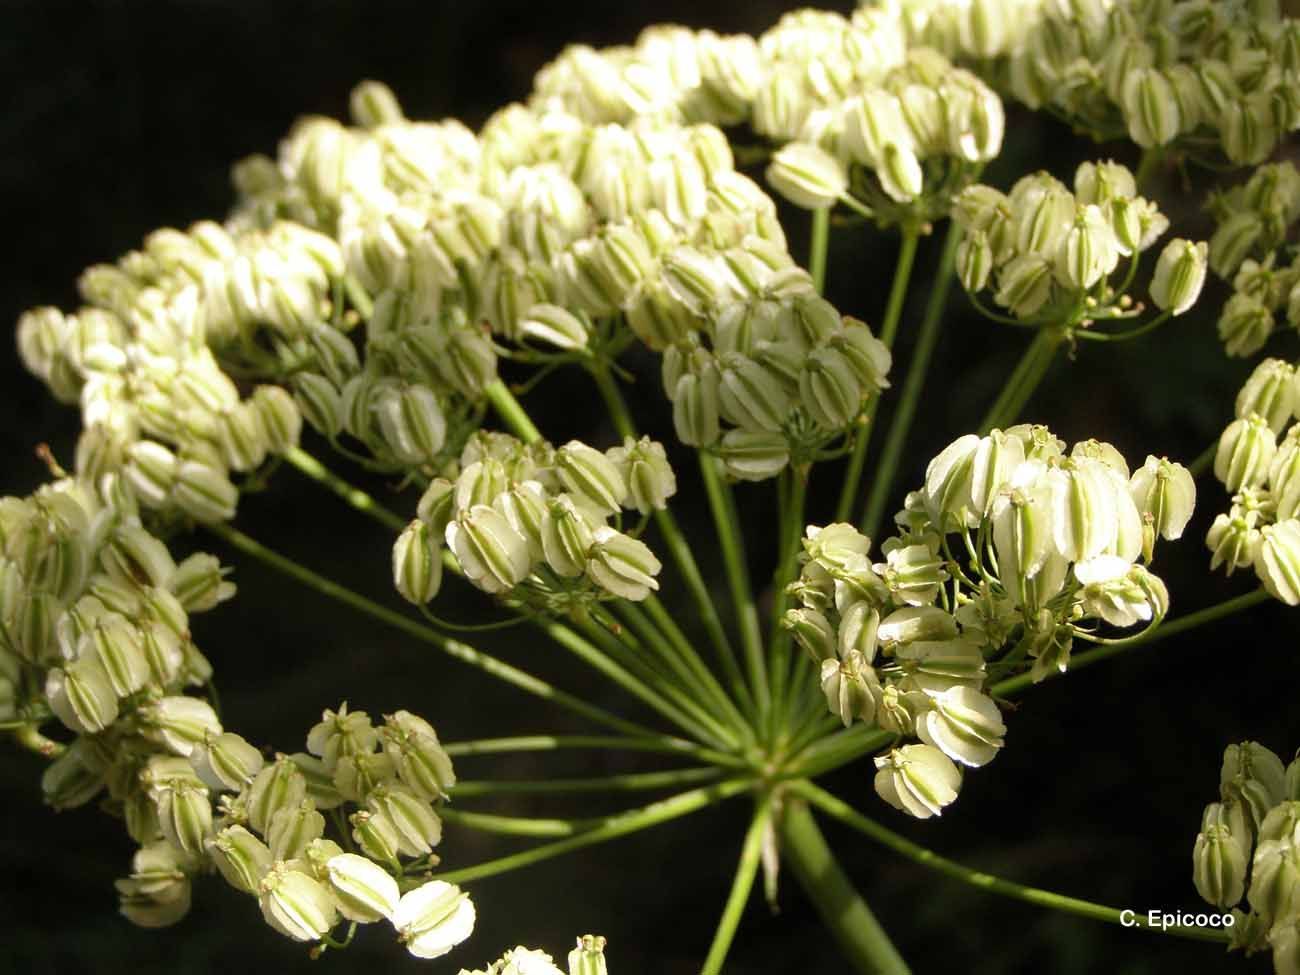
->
2, 2, 1296, 973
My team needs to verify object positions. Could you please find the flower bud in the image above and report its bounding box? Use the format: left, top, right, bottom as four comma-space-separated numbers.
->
1248, 839, 1300, 925
173, 461, 238, 524
293, 373, 344, 438
1257, 520, 1300, 606
217, 404, 269, 473
381, 710, 455, 802
1216, 414, 1277, 493
325, 852, 400, 923
209, 824, 272, 893
139, 696, 222, 757
104, 523, 176, 590
878, 544, 949, 607
717, 354, 792, 434
957, 230, 993, 293
266, 799, 324, 861
766, 143, 847, 210
587, 527, 661, 601
556, 442, 628, 516
1261, 802, 1300, 846
46, 656, 119, 734
1210, 212, 1265, 281
246, 757, 308, 835
607, 437, 676, 515
116, 844, 192, 929
784, 608, 837, 663
191, 731, 264, 792
41, 738, 107, 810
392, 880, 476, 960
924, 434, 979, 528
1054, 205, 1120, 290
995, 254, 1054, 319
874, 743, 962, 819
155, 779, 213, 856
125, 441, 178, 509
1207, 512, 1261, 575
258, 861, 339, 942
1193, 802, 1250, 908
306, 704, 379, 771
417, 479, 456, 537
895, 636, 986, 693
718, 430, 789, 481
447, 505, 531, 594
1222, 741, 1288, 832
569, 934, 609, 975
83, 614, 149, 697
916, 686, 1006, 768
170, 552, 235, 611
1122, 69, 1180, 147
252, 385, 303, 455
376, 384, 447, 466
542, 495, 596, 578
368, 784, 442, 856
1237, 359, 1297, 435
520, 304, 590, 352
393, 520, 442, 605
671, 371, 721, 448
1150, 239, 1208, 316
800, 347, 862, 430
1217, 294, 1274, 359
821, 651, 879, 727
829, 319, 891, 393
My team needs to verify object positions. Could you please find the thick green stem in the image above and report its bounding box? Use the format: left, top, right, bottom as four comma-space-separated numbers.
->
433, 778, 753, 884
978, 329, 1061, 434
205, 522, 666, 741
452, 766, 722, 797
484, 379, 543, 444
699, 453, 770, 725
440, 807, 598, 837
587, 365, 752, 714
700, 793, 776, 975
779, 799, 911, 975
791, 781, 1228, 945
860, 222, 962, 540
809, 206, 831, 294
836, 226, 921, 523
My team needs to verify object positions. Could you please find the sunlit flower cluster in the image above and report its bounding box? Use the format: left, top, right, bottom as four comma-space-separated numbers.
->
394, 430, 673, 607
1190, 741, 1300, 973
787, 424, 1191, 817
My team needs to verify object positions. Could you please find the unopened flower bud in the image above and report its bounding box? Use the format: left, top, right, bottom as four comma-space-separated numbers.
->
874, 743, 962, 819
1237, 359, 1297, 434
246, 757, 308, 835
116, 843, 192, 929
521, 304, 590, 352
820, 651, 879, 727
784, 608, 836, 663
607, 437, 676, 514
46, 657, 119, 734
1248, 839, 1300, 925
252, 385, 303, 455
191, 731, 264, 792
1207, 512, 1261, 575
155, 779, 213, 856
1257, 520, 1300, 606
766, 143, 847, 211
104, 523, 176, 590
1122, 69, 1180, 147
672, 371, 721, 448
995, 254, 1053, 319
393, 520, 442, 605
139, 696, 221, 757
1216, 414, 1277, 492
1218, 294, 1274, 359
718, 430, 789, 482
306, 704, 379, 771
1150, 239, 1208, 316
447, 505, 530, 594
1193, 802, 1251, 908
41, 738, 107, 810
800, 347, 862, 430
381, 710, 455, 802
556, 442, 627, 516
587, 527, 661, 601
293, 373, 344, 439
208, 824, 272, 893
957, 230, 993, 293
569, 934, 609, 975
1222, 741, 1288, 832
1129, 456, 1196, 549
83, 614, 149, 697
368, 784, 441, 857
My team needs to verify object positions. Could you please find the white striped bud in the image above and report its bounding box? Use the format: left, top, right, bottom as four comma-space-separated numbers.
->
1150, 239, 1208, 316
874, 743, 962, 819
766, 143, 848, 210
393, 520, 442, 605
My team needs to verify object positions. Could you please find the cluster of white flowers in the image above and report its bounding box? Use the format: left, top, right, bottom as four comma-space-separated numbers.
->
786, 424, 1192, 817
952, 160, 1207, 325
887, 0, 1300, 165
461, 936, 610, 975
1191, 741, 1300, 973
394, 431, 673, 607
1208, 162, 1300, 358
1204, 358, 1300, 605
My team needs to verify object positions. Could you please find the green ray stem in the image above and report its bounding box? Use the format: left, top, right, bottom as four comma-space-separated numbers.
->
700, 792, 776, 975
699, 452, 770, 727
442, 735, 748, 768
205, 522, 668, 742
790, 781, 1228, 945
809, 206, 831, 294
836, 225, 921, 524
431, 778, 753, 885
284, 446, 407, 532
451, 766, 722, 797
860, 222, 962, 541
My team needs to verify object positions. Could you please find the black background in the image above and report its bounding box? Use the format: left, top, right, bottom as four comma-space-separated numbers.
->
1, 2, 1295, 973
